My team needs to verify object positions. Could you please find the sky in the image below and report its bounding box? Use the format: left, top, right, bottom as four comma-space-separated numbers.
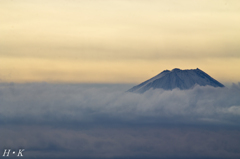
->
1, 0, 240, 84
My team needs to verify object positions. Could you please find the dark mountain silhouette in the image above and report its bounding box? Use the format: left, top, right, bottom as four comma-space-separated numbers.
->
128, 68, 224, 93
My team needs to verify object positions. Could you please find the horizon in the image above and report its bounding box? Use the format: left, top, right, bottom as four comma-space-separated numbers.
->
0, 67, 236, 88
0, 67, 237, 86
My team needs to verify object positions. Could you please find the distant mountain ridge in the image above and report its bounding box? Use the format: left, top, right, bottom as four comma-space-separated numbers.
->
128, 68, 224, 93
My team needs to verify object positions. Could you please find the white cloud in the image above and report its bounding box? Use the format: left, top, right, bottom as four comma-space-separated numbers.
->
228, 105, 240, 115
0, 83, 240, 126
1, 83, 240, 158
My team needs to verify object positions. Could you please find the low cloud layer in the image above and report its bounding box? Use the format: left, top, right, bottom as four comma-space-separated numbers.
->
0, 83, 240, 126
1, 83, 240, 159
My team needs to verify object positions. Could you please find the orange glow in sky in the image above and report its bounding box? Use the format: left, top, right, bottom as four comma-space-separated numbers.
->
1, 0, 240, 83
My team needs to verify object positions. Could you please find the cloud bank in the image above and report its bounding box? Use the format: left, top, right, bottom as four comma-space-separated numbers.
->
0, 83, 240, 126
1, 83, 240, 159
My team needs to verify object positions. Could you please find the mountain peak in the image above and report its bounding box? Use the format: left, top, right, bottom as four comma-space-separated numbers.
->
172, 68, 181, 71
128, 68, 224, 93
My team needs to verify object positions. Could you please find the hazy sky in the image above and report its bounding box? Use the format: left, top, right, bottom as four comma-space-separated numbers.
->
1, 0, 240, 83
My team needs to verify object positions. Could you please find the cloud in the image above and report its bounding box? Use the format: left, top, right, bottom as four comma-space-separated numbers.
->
2, 126, 240, 159
1, 83, 240, 158
0, 83, 240, 126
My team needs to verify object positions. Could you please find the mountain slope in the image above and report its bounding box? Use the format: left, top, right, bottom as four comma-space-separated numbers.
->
128, 68, 224, 93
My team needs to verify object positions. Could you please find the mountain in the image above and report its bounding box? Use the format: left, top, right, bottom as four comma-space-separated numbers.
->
128, 68, 224, 93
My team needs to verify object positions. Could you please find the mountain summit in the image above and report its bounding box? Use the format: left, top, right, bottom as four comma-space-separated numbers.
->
128, 68, 224, 93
